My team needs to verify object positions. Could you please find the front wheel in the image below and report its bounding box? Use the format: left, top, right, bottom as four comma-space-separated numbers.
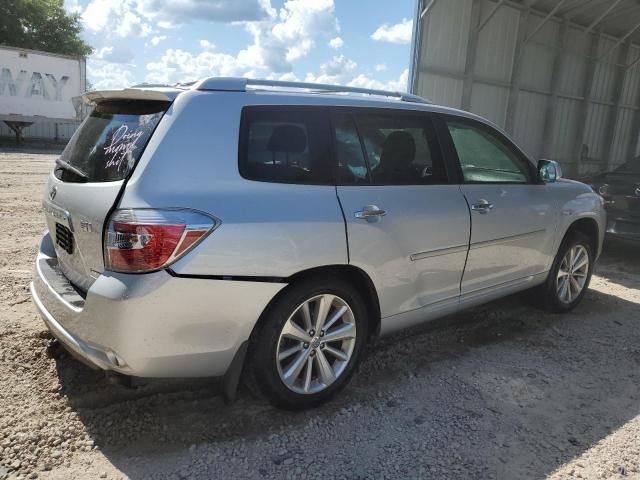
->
541, 231, 594, 312
248, 276, 368, 409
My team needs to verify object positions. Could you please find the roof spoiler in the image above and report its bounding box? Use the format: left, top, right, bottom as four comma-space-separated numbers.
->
81, 88, 176, 104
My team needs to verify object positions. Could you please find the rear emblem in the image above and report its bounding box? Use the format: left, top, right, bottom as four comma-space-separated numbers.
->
80, 220, 92, 232
49, 186, 57, 200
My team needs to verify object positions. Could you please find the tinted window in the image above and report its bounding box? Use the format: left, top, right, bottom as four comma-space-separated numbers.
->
446, 119, 532, 183
346, 111, 446, 185
55, 101, 168, 183
239, 108, 332, 184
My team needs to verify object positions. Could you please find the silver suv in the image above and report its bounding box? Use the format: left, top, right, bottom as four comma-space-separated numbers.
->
31, 77, 606, 409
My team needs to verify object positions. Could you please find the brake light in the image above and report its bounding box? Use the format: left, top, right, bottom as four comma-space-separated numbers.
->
105, 209, 218, 273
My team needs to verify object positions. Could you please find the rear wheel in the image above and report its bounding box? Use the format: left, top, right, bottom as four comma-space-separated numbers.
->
541, 231, 594, 312
248, 276, 368, 409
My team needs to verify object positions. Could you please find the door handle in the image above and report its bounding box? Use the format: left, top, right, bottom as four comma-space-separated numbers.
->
470, 199, 494, 214
355, 205, 386, 222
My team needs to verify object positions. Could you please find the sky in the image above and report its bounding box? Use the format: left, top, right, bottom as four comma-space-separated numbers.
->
63, 0, 416, 92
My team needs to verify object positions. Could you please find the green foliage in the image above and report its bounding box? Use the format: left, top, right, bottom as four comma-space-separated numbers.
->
0, 0, 92, 57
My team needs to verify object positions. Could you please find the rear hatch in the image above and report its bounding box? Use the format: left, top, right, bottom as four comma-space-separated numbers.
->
44, 90, 172, 292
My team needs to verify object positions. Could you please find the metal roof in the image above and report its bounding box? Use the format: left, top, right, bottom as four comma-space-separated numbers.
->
529, 0, 640, 44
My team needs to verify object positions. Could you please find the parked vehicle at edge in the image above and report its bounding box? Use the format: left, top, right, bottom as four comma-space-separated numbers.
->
584, 158, 640, 242
31, 78, 606, 409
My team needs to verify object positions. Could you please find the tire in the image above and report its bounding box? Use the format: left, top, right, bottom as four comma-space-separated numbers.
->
247, 275, 369, 410
540, 231, 594, 313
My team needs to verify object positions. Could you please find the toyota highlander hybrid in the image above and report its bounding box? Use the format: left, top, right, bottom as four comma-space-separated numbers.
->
31, 78, 606, 409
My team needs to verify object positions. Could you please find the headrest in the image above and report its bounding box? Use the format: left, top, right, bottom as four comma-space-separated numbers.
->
380, 131, 415, 166
267, 124, 307, 153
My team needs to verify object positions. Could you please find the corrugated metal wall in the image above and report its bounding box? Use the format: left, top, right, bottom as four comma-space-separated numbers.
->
412, 0, 640, 177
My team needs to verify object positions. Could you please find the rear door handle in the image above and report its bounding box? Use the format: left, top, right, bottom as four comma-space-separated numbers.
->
470, 199, 494, 214
355, 205, 386, 222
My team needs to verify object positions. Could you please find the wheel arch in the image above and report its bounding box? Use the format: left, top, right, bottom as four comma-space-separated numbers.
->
249, 264, 382, 344
562, 217, 600, 255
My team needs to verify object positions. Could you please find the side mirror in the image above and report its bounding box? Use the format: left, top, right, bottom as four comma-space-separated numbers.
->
538, 159, 562, 183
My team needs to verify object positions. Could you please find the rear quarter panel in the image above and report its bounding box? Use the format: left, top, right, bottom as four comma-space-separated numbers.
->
119, 90, 348, 277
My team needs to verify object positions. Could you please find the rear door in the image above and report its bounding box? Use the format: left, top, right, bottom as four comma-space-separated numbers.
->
439, 115, 557, 295
334, 108, 470, 320
44, 95, 170, 291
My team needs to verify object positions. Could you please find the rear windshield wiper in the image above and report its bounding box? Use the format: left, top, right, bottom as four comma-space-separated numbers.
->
55, 158, 89, 181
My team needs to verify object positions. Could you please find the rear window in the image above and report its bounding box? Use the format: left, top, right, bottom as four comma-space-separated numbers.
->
55, 100, 169, 183
238, 107, 332, 184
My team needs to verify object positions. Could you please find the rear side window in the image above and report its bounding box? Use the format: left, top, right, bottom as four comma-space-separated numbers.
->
239, 107, 332, 184
55, 100, 169, 183
334, 110, 447, 186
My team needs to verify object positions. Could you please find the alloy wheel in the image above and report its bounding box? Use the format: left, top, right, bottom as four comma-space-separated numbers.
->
556, 245, 589, 304
276, 294, 357, 395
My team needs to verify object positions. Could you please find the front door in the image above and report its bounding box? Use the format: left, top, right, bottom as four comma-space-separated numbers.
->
441, 116, 558, 295
332, 109, 470, 322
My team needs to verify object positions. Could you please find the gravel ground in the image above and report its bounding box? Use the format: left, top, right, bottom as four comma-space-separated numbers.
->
1, 149, 640, 480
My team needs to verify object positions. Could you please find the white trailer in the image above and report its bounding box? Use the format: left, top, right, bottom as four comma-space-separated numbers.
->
0, 46, 86, 144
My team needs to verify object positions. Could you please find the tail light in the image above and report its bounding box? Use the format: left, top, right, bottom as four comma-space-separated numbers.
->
104, 209, 219, 273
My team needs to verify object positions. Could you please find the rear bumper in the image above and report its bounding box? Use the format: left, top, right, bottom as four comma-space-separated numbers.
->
606, 215, 640, 242
31, 232, 286, 377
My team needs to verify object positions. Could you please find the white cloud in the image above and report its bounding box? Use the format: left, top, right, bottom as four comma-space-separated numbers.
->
277, 72, 299, 81
87, 0, 413, 93
149, 35, 167, 46
87, 60, 136, 90
144, 0, 339, 80
348, 69, 409, 92
306, 56, 408, 93
269, 0, 338, 65
137, 0, 274, 27
199, 39, 216, 50
371, 18, 413, 44
321, 55, 356, 76
83, 0, 154, 38
328, 36, 343, 49
145, 48, 261, 84
93, 46, 135, 63
303, 55, 358, 85
82, 0, 273, 38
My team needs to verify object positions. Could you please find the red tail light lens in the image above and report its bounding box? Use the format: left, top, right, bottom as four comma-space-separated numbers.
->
105, 209, 218, 273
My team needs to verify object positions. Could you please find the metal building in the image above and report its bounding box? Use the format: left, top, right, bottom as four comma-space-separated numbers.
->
409, 0, 640, 177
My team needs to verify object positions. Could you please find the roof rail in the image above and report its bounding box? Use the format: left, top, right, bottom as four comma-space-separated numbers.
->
192, 77, 429, 104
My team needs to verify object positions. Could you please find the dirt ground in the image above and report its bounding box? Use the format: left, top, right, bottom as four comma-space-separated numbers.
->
1, 149, 639, 480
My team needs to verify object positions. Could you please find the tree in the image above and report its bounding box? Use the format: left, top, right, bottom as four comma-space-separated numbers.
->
0, 0, 92, 57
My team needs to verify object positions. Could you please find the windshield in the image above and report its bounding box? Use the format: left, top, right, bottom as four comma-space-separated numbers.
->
614, 158, 640, 174
56, 100, 169, 183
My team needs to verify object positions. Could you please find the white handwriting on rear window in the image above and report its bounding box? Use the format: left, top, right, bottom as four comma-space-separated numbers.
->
103, 125, 144, 171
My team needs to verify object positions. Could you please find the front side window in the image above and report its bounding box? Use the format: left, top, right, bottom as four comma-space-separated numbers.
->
446, 119, 532, 183
333, 110, 446, 186
239, 107, 332, 184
